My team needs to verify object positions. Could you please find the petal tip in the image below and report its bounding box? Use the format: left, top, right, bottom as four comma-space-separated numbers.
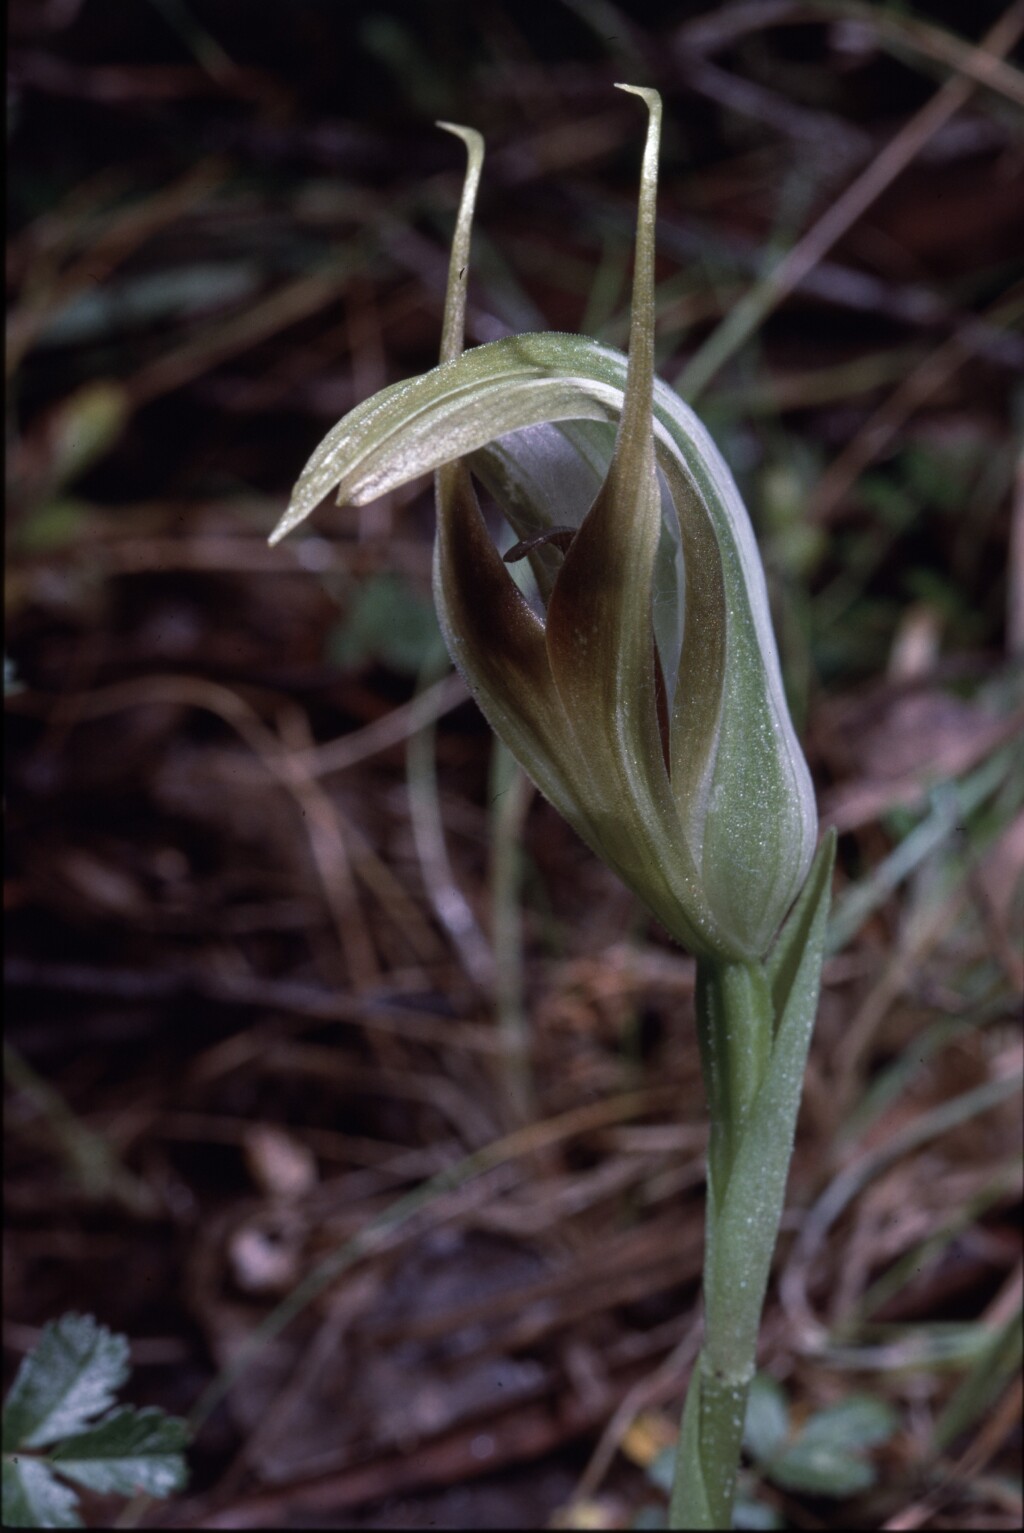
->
267, 506, 299, 546
614, 84, 662, 113
436, 121, 484, 160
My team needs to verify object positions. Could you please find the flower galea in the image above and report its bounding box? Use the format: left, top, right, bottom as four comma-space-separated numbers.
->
270, 86, 817, 964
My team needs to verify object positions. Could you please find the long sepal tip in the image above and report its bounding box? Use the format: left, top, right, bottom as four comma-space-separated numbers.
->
435, 121, 485, 366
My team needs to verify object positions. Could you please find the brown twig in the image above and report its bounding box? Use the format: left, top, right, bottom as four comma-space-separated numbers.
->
675, 1, 1024, 399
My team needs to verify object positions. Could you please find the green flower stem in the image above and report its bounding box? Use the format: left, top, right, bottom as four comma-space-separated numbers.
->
696, 960, 773, 1197
675, 1359, 750, 1530
671, 834, 836, 1529
672, 961, 771, 1529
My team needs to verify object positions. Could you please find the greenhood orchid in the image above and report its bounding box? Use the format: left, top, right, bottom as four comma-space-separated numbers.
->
273, 87, 835, 1531
270, 86, 817, 965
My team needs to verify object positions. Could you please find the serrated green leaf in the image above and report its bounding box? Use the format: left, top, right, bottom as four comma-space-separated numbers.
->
49, 1406, 188, 1498
2, 1456, 82, 1529
767, 1439, 877, 1497
2, 1316, 129, 1453
743, 1375, 790, 1463
799, 1395, 897, 1452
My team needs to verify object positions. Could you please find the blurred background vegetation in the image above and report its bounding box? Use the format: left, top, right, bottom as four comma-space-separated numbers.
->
5, 1, 1023, 1528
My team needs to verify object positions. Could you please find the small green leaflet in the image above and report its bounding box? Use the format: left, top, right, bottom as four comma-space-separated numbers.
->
742, 1374, 898, 1500
2, 1315, 188, 1529
2, 1313, 130, 1453
2, 1460, 80, 1531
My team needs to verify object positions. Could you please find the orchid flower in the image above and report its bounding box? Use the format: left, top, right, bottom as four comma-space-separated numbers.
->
271, 86, 816, 966
272, 88, 835, 1531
